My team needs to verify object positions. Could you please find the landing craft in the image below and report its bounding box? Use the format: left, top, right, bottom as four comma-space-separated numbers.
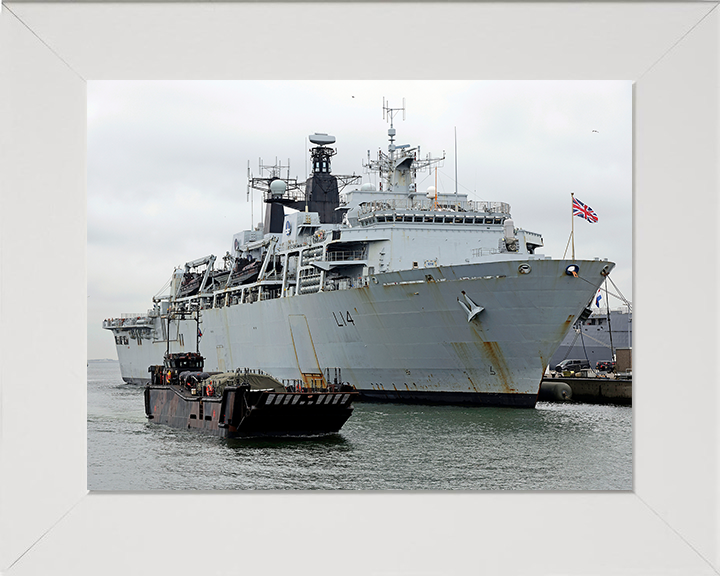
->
145, 352, 357, 438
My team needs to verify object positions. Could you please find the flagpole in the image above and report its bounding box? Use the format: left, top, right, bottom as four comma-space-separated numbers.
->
571, 192, 575, 260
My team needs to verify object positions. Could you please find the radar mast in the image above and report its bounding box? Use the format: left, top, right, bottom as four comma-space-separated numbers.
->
364, 99, 445, 194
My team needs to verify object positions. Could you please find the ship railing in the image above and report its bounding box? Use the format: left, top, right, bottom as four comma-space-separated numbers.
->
280, 378, 336, 392
104, 315, 154, 328
282, 378, 305, 391
261, 188, 305, 204
323, 277, 364, 291
358, 198, 510, 215
164, 277, 287, 309
326, 249, 365, 262
364, 212, 506, 226
284, 238, 319, 250
236, 367, 272, 376
158, 264, 368, 311
260, 287, 281, 301
471, 247, 502, 258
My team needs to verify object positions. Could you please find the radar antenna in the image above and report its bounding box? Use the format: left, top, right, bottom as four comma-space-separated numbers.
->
248, 158, 304, 203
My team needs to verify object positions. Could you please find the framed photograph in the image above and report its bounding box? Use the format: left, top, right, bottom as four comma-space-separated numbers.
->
1, 3, 717, 574
86, 79, 633, 492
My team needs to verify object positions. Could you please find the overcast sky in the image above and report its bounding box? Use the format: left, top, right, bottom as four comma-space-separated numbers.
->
88, 80, 632, 360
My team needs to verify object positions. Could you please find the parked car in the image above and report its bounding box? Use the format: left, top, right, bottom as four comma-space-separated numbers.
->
554, 359, 591, 373
596, 361, 616, 372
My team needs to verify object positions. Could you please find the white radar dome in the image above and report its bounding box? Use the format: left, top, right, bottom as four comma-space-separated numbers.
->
270, 179, 287, 198
361, 183, 376, 192
426, 186, 436, 199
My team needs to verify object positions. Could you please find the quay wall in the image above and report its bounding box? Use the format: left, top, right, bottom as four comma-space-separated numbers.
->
541, 377, 632, 405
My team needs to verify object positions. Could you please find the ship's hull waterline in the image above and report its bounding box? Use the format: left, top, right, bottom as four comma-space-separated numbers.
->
110, 258, 613, 407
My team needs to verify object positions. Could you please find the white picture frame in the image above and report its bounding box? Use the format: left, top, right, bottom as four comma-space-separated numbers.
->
1, 3, 717, 574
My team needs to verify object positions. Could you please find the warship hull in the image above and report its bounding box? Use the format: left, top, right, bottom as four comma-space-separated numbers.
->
110, 258, 611, 407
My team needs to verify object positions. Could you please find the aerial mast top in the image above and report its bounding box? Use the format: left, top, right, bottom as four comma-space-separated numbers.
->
382, 97, 406, 157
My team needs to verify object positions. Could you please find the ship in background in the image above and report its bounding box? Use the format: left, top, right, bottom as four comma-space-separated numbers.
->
103, 101, 616, 408
550, 307, 632, 370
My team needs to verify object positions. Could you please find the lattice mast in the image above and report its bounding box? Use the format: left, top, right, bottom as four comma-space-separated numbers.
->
364, 98, 445, 194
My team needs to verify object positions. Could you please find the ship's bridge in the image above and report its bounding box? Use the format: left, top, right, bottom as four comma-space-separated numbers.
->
356, 198, 511, 227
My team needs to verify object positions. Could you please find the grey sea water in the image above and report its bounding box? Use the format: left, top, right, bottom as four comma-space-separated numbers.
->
88, 361, 632, 491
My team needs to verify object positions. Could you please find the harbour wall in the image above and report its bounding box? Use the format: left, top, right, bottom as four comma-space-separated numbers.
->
540, 377, 632, 406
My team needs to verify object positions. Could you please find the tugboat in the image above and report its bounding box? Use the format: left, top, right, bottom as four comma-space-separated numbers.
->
145, 352, 357, 438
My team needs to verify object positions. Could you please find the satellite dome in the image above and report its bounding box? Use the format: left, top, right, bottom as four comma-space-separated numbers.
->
270, 179, 287, 198
426, 186, 436, 199
309, 133, 336, 146
361, 183, 376, 192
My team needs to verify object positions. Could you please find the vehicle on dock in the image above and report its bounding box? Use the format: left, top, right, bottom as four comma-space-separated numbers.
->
554, 359, 591, 373
596, 360, 616, 372
145, 352, 357, 438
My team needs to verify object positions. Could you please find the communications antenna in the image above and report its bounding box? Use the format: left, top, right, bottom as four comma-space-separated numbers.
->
382, 97, 406, 125
364, 99, 445, 192
246, 160, 252, 228
248, 157, 304, 204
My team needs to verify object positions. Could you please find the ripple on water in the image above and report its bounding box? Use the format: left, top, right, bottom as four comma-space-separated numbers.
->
87, 364, 632, 491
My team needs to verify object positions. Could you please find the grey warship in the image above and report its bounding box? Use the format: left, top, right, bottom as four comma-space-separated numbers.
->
104, 101, 615, 407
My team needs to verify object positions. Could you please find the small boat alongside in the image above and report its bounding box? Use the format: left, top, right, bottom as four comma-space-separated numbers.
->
145, 352, 357, 438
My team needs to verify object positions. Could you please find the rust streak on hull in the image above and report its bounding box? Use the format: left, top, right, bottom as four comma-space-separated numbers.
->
482, 341, 514, 394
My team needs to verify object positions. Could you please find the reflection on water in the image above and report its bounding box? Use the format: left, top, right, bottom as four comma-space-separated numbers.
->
88, 362, 632, 491
225, 434, 350, 450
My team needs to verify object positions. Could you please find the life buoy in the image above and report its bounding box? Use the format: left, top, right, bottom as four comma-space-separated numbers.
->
165, 371, 171, 384
206, 385, 214, 396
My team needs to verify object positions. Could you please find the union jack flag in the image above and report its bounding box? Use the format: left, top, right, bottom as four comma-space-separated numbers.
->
572, 196, 598, 223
